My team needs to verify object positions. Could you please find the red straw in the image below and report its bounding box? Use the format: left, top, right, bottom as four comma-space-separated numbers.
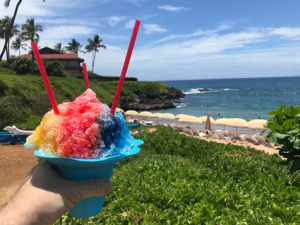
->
31, 42, 59, 114
111, 20, 141, 115
82, 63, 90, 89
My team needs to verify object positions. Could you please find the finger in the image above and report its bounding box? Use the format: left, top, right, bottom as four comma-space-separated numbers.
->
71, 179, 113, 202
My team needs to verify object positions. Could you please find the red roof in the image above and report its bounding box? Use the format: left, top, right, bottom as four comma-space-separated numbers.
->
12, 53, 84, 62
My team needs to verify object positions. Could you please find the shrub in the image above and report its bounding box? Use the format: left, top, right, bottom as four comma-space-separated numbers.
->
265, 105, 300, 173
11, 58, 32, 75
0, 60, 8, 68
36, 60, 67, 77
0, 96, 30, 130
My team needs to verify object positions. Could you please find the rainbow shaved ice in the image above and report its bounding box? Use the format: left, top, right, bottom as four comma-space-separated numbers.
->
25, 89, 134, 159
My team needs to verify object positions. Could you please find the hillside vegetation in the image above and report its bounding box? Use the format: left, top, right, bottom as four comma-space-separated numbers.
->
53, 127, 300, 224
0, 74, 169, 131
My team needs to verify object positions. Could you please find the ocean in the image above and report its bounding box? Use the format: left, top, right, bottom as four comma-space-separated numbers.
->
146, 76, 300, 132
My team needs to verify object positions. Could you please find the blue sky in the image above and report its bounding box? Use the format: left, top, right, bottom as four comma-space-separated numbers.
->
2, 0, 300, 80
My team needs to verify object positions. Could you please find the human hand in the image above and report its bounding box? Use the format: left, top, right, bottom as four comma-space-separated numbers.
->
0, 160, 113, 225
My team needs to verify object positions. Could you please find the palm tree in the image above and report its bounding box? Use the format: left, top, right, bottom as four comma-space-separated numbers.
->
0, 16, 20, 67
0, 0, 45, 63
54, 43, 66, 53
21, 18, 43, 75
11, 36, 27, 56
65, 39, 85, 54
85, 35, 106, 74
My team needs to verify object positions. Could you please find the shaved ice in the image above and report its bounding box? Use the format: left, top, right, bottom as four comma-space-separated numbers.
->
25, 89, 134, 159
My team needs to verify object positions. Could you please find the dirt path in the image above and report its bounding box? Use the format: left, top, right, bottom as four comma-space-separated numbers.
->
0, 144, 37, 210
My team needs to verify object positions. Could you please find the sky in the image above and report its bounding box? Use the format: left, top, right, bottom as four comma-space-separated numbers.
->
2, 0, 300, 81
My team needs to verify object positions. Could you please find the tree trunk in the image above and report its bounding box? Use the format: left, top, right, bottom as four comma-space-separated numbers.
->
19, 48, 20, 56
7, 38, 10, 68
31, 50, 34, 75
0, 0, 23, 63
92, 51, 95, 74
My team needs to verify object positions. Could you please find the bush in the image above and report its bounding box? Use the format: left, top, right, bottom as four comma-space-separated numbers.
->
35, 60, 67, 77
11, 58, 32, 75
265, 105, 300, 173
0, 60, 7, 68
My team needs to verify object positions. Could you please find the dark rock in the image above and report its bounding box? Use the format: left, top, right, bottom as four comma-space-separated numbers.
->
119, 87, 185, 111
198, 88, 213, 92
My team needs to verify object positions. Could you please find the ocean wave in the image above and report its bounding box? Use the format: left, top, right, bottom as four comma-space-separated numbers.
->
182, 88, 238, 95
173, 102, 188, 108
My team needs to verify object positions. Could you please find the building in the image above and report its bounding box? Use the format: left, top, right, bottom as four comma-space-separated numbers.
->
11, 47, 84, 74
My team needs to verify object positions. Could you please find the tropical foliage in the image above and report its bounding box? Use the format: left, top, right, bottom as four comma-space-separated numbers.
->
0, 16, 20, 67
52, 127, 300, 224
65, 39, 85, 54
265, 105, 300, 173
85, 35, 106, 74
11, 36, 27, 56
54, 43, 66, 53
21, 18, 43, 75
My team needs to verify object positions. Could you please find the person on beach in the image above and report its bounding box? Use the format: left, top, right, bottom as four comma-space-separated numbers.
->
258, 116, 261, 119
218, 113, 220, 117
0, 160, 114, 225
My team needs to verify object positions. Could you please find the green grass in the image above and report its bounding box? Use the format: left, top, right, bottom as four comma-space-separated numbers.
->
53, 128, 300, 224
0, 74, 169, 131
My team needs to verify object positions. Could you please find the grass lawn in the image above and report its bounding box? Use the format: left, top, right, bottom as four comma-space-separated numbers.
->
53, 126, 300, 224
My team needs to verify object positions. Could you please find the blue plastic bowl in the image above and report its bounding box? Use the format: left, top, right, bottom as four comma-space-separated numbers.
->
26, 139, 143, 218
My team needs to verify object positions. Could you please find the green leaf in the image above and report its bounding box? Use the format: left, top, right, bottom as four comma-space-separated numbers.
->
272, 132, 289, 139
269, 124, 284, 132
268, 111, 277, 116
268, 173, 279, 182
284, 107, 292, 116
294, 139, 300, 150
289, 158, 300, 173
259, 173, 270, 181
283, 119, 293, 129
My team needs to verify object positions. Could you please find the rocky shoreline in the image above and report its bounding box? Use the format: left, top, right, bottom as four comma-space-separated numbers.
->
119, 87, 185, 111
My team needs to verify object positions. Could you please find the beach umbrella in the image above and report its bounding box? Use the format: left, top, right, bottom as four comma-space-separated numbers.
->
175, 114, 188, 119
159, 113, 175, 121
225, 118, 248, 134
151, 113, 163, 121
247, 119, 268, 133
199, 116, 215, 124
214, 118, 229, 130
139, 111, 152, 120
204, 115, 212, 131
124, 110, 139, 120
178, 116, 200, 127
115, 108, 124, 113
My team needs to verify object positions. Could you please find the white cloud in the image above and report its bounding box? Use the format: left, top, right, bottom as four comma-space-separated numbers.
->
42, 25, 95, 40
103, 16, 126, 26
153, 24, 232, 44
158, 5, 188, 12
144, 24, 167, 35
268, 27, 300, 40
122, 0, 146, 6
33, 18, 101, 27
124, 20, 135, 29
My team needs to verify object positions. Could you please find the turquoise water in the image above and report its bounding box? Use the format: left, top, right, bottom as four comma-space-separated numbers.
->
149, 77, 300, 122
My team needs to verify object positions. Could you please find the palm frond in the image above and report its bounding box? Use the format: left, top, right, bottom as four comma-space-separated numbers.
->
4, 0, 11, 8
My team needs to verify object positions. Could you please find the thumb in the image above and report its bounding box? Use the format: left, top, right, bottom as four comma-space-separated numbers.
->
72, 178, 113, 201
